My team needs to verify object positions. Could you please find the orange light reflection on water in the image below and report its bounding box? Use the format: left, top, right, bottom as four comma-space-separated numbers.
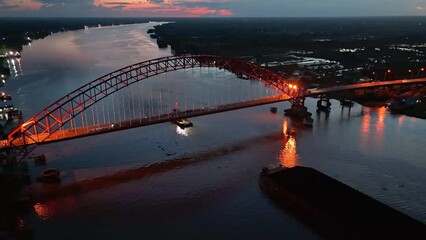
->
398, 115, 406, 126
359, 107, 387, 153
280, 119, 299, 168
361, 107, 371, 134
375, 107, 386, 135
34, 197, 76, 220
34, 203, 53, 220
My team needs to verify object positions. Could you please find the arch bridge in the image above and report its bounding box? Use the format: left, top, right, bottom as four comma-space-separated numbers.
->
4, 55, 301, 150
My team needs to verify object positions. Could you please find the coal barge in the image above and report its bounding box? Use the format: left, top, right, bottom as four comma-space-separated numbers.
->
259, 166, 426, 240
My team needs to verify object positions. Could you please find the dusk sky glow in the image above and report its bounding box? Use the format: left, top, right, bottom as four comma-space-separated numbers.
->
0, 0, 426, 17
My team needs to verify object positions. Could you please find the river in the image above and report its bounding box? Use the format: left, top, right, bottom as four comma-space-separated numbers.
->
4, 22, 426, 239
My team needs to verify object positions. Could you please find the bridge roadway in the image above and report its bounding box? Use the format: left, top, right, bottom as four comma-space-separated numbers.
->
2, 94, 292, 148
307, 78, 426, 96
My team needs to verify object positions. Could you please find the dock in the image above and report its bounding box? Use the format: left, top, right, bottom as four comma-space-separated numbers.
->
259, 166, 426, 240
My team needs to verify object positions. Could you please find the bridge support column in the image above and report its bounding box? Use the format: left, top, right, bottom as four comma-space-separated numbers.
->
340, 99, 354, 109
284, 97, 313, 126
317, 95, 331, 113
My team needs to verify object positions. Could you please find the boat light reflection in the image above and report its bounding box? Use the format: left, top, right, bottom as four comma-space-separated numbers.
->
176, 126, 191, 136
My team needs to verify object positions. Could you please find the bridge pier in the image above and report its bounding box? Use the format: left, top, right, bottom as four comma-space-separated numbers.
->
317, 95, 331, 113
340, 99, 354, 108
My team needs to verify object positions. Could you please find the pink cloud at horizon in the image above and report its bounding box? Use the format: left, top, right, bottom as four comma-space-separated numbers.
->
93, 0, 234, 17
0, 0, 233, 17
1, 0, 44, 11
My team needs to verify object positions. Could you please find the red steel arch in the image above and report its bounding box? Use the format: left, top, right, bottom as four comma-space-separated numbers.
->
8, 55, 299, 147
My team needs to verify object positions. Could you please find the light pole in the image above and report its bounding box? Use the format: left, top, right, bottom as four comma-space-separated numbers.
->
408, 69, 413, 79
384, 69, 391, 81
417, 68, 425, 78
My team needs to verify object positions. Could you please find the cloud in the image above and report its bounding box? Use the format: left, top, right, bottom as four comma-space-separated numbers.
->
0, 0, 44, 11
103, 2, 132, 5
147, 0, 165, 3
92, 0, 234, 17
175, 0, 231, 8
0, 4, 19, 9
37, 0, 91, 4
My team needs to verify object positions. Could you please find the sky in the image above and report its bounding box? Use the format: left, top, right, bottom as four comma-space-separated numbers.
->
0, 0, 426, 18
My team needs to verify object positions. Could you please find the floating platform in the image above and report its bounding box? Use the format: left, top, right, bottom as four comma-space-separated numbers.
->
259, 166, 426, 240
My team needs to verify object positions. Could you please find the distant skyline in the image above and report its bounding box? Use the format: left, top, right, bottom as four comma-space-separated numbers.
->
0, 0, 426, 18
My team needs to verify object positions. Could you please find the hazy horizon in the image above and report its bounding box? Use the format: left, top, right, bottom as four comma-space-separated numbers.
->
0, 0, 425, 18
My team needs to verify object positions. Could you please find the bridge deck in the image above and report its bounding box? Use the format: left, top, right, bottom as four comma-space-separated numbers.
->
2, 94, 291, 148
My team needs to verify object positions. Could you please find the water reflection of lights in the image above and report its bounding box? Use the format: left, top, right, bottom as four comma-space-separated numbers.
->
176, 126, 191, 136
6, 58, 22, 77
359, 107, 387, 152
361, 107, 371, 134
280, 119, 299, 168
375, 107, 386, 134
398, 115, 406, 126
34, 202, 53, 220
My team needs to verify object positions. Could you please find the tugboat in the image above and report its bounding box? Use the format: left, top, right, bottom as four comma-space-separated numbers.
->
173, 118, 193, 129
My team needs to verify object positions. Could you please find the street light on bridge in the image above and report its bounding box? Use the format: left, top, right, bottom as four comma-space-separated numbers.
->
408, 69, 413, 79
384, 69, 391, 81
417, 68, 425, 78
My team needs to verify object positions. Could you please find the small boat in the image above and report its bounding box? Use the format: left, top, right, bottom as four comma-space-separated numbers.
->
38, 168, 60, 183
147, 29, 155, 34
270, 107, 277, 113
173, 118, 193, 128
150, 34, 158, 39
